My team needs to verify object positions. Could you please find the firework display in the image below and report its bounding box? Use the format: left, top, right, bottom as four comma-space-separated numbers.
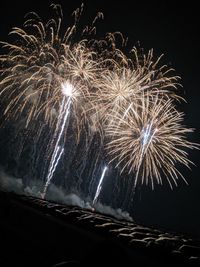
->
0, 4, 198, 203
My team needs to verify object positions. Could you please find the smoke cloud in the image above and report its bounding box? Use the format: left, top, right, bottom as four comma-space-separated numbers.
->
0, 168, 24, 194
0, 167, 133, 222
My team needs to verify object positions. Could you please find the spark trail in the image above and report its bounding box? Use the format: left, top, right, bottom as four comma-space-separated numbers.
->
42, 82, 73, 197
93, 165, 108, 205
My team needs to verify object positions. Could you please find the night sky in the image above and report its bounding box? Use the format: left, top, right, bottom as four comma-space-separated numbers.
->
0, 0, 200, 236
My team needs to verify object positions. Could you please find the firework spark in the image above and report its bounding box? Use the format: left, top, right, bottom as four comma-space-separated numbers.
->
93, 165, 108, 205
105, 96, 198, 189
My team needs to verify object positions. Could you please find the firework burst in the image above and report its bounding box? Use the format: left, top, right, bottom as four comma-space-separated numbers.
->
93, 47, 182, 127
105, 95, 198, 189
0, 4, 102, 133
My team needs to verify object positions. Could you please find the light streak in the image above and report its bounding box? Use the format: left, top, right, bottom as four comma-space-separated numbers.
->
93, 166, 108, 205
42, 82, 72, 197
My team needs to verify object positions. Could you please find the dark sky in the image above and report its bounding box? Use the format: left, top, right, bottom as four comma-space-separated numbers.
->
0, 1, 200, 236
